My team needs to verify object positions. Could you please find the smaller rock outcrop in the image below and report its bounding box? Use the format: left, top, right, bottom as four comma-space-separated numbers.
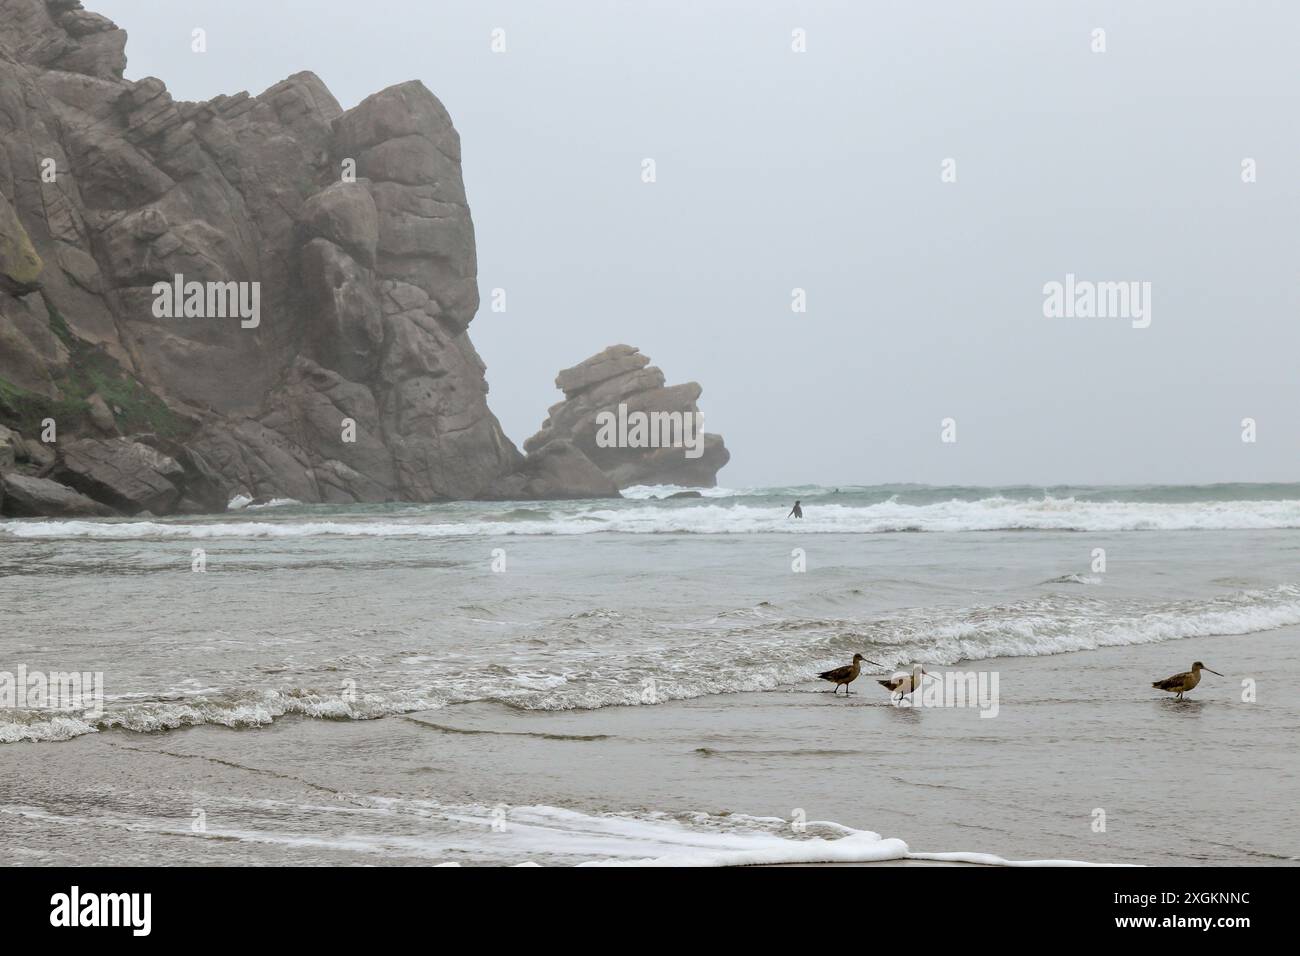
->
0, 424, 55, 470
0, 424, 20, 470
522, 345, 730, 488
482, 439, 619, 501
51, 436, 226, 515
1, 472, 116, 517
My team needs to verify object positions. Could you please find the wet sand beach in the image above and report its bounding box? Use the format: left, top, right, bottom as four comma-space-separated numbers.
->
4, 625, 1295, 866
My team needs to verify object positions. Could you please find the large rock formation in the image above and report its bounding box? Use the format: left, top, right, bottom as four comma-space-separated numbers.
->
0, 3, 737, 514
0, 0, 522, 513
523, 345, 730, 488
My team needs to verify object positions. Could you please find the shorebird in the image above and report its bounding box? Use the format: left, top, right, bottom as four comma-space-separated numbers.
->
1152, 661, 1222, 700
879, 665, 929, 703
817, 653, 883, 695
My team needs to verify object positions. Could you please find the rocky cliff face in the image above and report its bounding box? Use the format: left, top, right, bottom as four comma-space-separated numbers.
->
0, 3, 732, 516
522, 345, 730, 488
0, 0, 523, 513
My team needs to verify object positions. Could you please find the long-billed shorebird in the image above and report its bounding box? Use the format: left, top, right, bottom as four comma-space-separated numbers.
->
879, 664, 930, 703
817, 653, 884, 695
1152, 661, 1222, 700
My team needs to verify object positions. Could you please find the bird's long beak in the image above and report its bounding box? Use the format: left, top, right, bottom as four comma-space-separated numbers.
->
1205, 668, 1223, 677
862, 658, 886, 668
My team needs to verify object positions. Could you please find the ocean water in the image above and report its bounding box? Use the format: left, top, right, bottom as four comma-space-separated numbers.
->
2, 484, 1299, 865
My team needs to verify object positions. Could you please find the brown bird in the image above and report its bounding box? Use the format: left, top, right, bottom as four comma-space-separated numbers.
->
1152, 661, 1223, 700
817, 653, 883, 695
878, 664, 929, 702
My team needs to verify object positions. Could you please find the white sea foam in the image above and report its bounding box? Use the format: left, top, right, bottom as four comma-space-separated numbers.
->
0, 713, 100, 744
0, 687, 446, 743
6, 495, 1300, 539
226, 496, 302, 511
2, 800, 1105, 866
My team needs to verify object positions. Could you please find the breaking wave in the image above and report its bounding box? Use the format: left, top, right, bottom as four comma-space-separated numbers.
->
7, 494, 1300, 539
5, 584, 1297, 743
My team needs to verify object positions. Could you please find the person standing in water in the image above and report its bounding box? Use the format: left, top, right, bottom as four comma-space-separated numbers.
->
788, 500, 803, 519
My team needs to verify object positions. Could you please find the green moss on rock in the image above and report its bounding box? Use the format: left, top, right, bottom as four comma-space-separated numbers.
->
0, 197, 43, 290
0, 303, 189, 441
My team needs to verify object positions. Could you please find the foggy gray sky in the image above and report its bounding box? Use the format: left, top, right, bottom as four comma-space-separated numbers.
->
93, 0, 1300, 487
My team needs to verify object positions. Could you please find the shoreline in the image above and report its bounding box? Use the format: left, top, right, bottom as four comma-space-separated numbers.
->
3, 625, 1296, 866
